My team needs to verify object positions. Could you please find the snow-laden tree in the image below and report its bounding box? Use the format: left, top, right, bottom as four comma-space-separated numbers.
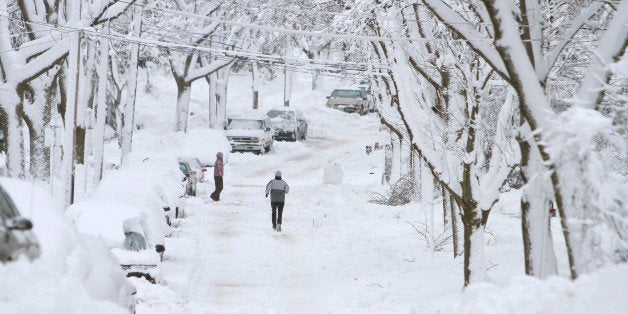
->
0, 0, 134, 207
420, 0, 627, 279
341, 0, 527, 285
144, 0, 235, 132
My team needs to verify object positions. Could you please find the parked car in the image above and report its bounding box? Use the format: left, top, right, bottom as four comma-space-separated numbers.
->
179, 157, 207, 182
0, 183, 40, 263
1, 178, 136, 313
326, 89, 370, 115
266, 108, 308, 141
178, 160, 198, 197
93, 173, 177, 229
225, 115, 275, 154
120, 153, 187, 219
178, 128, 232, 167
67, 199, 164, 284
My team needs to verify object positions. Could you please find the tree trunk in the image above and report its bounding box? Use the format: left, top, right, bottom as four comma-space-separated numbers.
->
175, 79, 192, 132
207, 72, 218, 128
20, 77, 55, 181
519, 130, 558, 278
61, 31, 81, 207
463, 215, 487, 286
215, 66, 231, 128
27, 123, 48, 180
93, 38, 109, 185
312, 71, 323, 91
0, 96, 25, 178
121, 4, 142, 156
450, 194, 463, 258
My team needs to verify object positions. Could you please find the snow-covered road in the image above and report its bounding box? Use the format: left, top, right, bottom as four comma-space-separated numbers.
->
131, 105, 439, 312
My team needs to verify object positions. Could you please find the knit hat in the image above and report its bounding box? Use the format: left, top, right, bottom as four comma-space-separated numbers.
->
275, 170, 282, 177
216, 152, 223, 158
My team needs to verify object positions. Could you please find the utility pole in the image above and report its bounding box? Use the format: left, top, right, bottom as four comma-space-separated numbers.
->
283, 64, 291, 107
252, 61, 259, 109
70, 30, 82, 204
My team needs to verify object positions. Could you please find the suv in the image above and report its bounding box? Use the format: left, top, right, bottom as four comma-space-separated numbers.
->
0, 184, 40, 263
267, 109, 308, 141
326, 89, 370, 115
225, 116, 274, 154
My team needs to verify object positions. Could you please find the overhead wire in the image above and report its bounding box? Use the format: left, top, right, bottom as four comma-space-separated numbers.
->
4, 16, 386, 76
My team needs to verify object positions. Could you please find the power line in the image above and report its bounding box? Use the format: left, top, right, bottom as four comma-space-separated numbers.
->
5, 16, 387, 75
112, 0, 505, 43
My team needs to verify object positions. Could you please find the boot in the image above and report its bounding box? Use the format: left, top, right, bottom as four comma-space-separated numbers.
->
277, 224, 281, 232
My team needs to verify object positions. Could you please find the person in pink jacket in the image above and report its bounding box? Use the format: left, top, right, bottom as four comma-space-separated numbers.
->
210, 152, 224, 201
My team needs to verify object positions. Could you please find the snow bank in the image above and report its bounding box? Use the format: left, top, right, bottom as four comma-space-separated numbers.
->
0, 178, 133, 313
433, 264, 628, 314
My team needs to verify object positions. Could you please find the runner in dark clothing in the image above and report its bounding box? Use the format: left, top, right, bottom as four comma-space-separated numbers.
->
265, 170, 289, 231
210, 152, 224, 201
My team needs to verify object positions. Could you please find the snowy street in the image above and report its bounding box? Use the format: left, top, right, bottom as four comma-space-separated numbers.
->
131, 91, 435, 312
1, 1, 626, 312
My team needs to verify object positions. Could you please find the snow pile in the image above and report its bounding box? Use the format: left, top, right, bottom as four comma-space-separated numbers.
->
433, 264, 628, 314
323, 161, 344, 185
0, 178, 133, 313
178, 128, 231, 166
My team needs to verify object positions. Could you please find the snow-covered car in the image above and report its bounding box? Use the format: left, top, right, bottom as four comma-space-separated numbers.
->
92, 173, 176, 231
179, 157, 206, 183
67, 199, 164, 284
225, 116, 275, 154
0, 178, 136, 313
178, 159, 198, 197
267, 108, 308, 141
326, 89, 370, 115
178, 128, 231, 167
120, 152, 187, 219
0, 183, 40, 263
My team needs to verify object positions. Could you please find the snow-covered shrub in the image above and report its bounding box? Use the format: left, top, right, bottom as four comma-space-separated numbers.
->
406, 220, 452, 252
370, 175, 417, 206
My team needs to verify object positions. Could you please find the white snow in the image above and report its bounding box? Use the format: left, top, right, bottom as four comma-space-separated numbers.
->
117, 70, 627, 313
0, 178, 134, 313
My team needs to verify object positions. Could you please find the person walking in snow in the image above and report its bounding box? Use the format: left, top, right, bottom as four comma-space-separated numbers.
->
210, 152, 224, 201
265, 170, 289, 231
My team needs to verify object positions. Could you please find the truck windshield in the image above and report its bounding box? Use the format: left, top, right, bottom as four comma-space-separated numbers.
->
228, 119, 263, 130
331, 90, 362, 98
267, 110, 295, 120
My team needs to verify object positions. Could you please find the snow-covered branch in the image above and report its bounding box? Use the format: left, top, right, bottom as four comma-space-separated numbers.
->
539, 2, 605, 81
421, 0, 510, 81
185, 58, 234, 84
576, 1, 628, 109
